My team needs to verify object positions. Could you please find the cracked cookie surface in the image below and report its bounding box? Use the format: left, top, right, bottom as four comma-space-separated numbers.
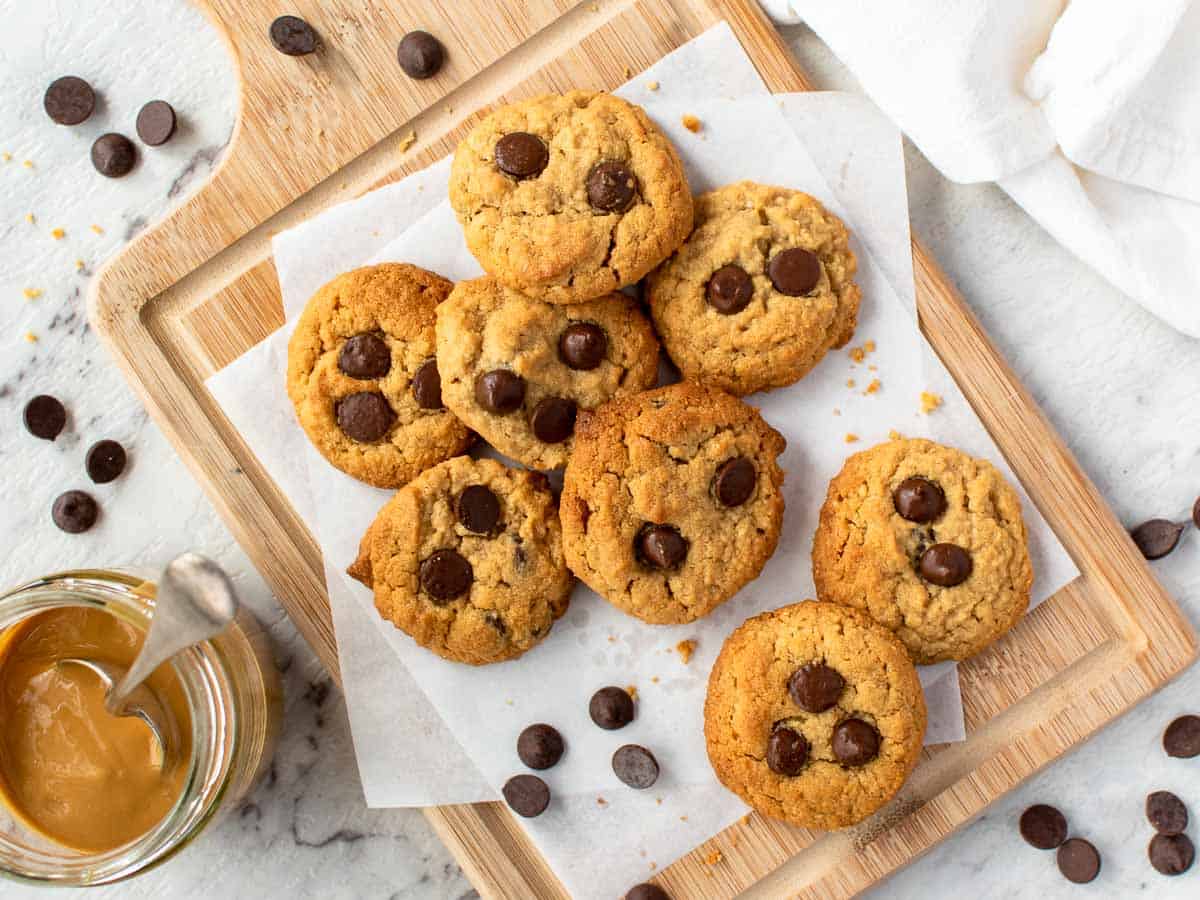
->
647, 181, 861, 396
436, 276, 660, 470
347, 456, 573, 665
560, 382, 785, 624
812, 438, 1033, 664
704, 600, 926, 829
449, 90, 693, 304
286, 263, 472, 488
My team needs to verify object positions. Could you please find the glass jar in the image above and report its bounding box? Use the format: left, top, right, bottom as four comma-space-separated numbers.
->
0, 569, 282, 885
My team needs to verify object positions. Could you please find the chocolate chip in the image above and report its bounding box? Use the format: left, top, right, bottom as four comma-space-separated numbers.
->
457, 485, 501, 534
91, 133, 137, 178
713, 457, 756, 507
1194, 497, 1200, 530
337, 333, 391, 380
530, 397, 577, 443
1019, 804, 1068, 850
706, 265, 753, 314
44, 76, 95, 126
411, 359, 443, 409
474, 369, 526, 414
831, 718, 879, 766
636, 524, 688, 570
136, 100, 176, 147
1057, 838, 1101, 884
502, 774, 550, 818
1164, 715, 1200, 758
767, 248, 821, 296
52, 491, 98, 534
893, 477, 946, 523
86, 440, 127, 484
1150, 833, 1194, 876
558, 322, 607, 370
23, 395, 66, 441
918, 543, 972, 586
495, 132, 548, 179
766, 725, 809, 776
335, 392, 395, 442
586, 161, 638, 212
589, 686, 634, 730
1147, 791, 1188, 835
517, 723, 564, 770
625, 885, 670, 900
1131, 519, 1185, 560
397, 30, 444, 79
788, 663, 845, 713
612, 744, 658, 789
419, 549, 472, 602
270, 15, 318, 56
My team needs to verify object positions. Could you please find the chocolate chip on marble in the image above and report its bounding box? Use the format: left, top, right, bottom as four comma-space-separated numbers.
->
474, 369, 526, 414
23, 394, 66, 441
457, 484, 501, 534
766, 725, 809, 776
136, 100, 177, 146
636, 524, 688, 570
517, 723, 564, 770
1057, 838, 1101, 884
558, 322, 607, 370
397, 30, 444, 79
1147, 791, 1188, 835
44, 76, 95, 125
411, 359, 444, 409
335, 392, 396, 442
1019, 804, 1068, 850
1149, 833, 1194, 876
788, 663, 845, 713
418, 549, 472, 602
612, 744, 659, 789
1163, 715, 1200, 758
713, 457, 756, 508
338, 333, 391, 379
625, 885, 670, 900
706, 265, 753, 314
530, 397, 577, 443
502, 774, 550, 817
589, 686, 634, 730
494, 132, 548, 179
86, 440, 127, 484
1131, 519, 1185, 560
52, 491, 99, 534
918, 542, 972, 587
586, 161, 638, 212
91, 133, 137, 178
831, 718, 880, 766
767, 247, 820, 296
893, 477, 946, 523
270, 15, 319, 56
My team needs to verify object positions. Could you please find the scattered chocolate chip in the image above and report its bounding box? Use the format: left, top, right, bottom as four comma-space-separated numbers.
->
1149, 833, 1194, 876
1164, 715, 1200, 758
86, 440, 127, 484
91, 133, 137, 178
766, 725, 809, 776
419, 549, 472, 602
474, 369, 526, 414
788, 663, 845, 713
706, 265, 753, 314
1131, 519, 1185, 560
52, 491, 98, 534
893, 477, 946, 523
831, 718, 880, 766
612, 744, 659, 789
502, 774, 550, 818
713, 457, 756, 507
44, 76, 95, 126
636, 524, 688, 570
767, 248, 821, 296
530, 397, 577, 444
586, 161, 638, 212
495, 132, 548, 179
558, 322, 607, 370
23, 394, 66, 441
335, 392, 395, 442
411, 359, 443, 409
337, 333, 391, 380
1057, 838, 1101, 884
1147, 791, 1188, 835
919, 543, 972, 587
457, 484, 501, 534
397, 30, 444, 79
625, 885, 670, 900
136, 100, 176, 147
589, 686, 634, 730
1019, 804, 1068, 850
517, 723, 564, 770
270, 15, 318, 56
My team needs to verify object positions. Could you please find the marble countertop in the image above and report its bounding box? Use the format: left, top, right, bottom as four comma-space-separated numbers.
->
1, 3, 1197, 898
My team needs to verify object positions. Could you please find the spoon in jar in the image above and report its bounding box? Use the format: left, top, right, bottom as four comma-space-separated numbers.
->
58, 552, 239, 769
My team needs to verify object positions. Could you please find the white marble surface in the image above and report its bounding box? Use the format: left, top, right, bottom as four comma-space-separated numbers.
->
0, 3, 1196, 897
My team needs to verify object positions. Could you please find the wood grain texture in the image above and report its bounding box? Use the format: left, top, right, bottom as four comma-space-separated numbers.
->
88, 0, 1196, 897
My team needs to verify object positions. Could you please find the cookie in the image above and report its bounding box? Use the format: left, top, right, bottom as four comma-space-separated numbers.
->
449, 90, 693, 304
647, 181, 861, 396
287, 263, 473, 488
347, 456, 573, 665
560, 382, 785, 624
704, 601, 926, 830
435, 276, 659, 470
812, 438, 1033, 664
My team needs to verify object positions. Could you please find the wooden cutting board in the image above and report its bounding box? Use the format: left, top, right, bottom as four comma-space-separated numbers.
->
89, 1, 1196, 896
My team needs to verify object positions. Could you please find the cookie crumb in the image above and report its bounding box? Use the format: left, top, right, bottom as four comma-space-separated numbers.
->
848, 346, 865, 363
626, 684, 638, 700
649, 862, 657, 871
865, 339, 876, 353
846, 378, 856, 388
623, 65, 632, 79
679, 815, 688, 822
1, 152, 11, 162
24, 331, 38, 343
868, 364, 878, 372
90, 224, 104, 235
50, 228, 65, 240
22, 159, 33, 169
74, 259, 85, 271
920, 391, 943, 414
24, 213, 34, 224
832, 408, 841, 416
397, 130, 416, 153
844, 433, 859, 443
656, 797, 663, 805
22, 288, 42, 300
675, 639, 696, 664
740, 813, 751, 826
888, 429, 902, 441
681, 114, 702, 133
596, 796, 608, 807
607, 634, 616, 643
705, 850, 723, 865
647, 80, 659, 91
650, 676, 660, 684
863, 378, 881, 395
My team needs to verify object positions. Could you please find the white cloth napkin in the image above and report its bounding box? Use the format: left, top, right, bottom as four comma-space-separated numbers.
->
761, 0, 1200, 337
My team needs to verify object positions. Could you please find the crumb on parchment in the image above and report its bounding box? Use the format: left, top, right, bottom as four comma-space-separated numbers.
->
650, 676, 660, 684
1, 152, 11, 162
920, 391, 943, 414
626, 684, 638, 700
75, 260, 85, 271
50, 228, 64, 240
679, 815, 688, 822
849, 346, 865, 363
863, 378, 880, 395
675, 639, 696, 664
597, 796, 608, 807
22, 159, 33, 169
844, 433, 859, 443
90, 224, 104, 234
24, 213, 34, 224
22, 288, 42, 300
889, 429, 902, 441
846, 378, 856, 388
647, 80, 659, 91
681, 114, 702, 132
24, 332, 37, 343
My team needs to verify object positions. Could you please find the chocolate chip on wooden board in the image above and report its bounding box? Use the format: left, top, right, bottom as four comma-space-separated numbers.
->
44, 76, 95, 125
23, 394, 67, 441
1146, 791, 1188, 835
269, 15, 319, 56
91, 133, 137, 178
1019, 804, 1068, 850
1149, 833, 1195, 876
52, 491, 99, 534
1163, 715, 1200, 758
1056, 837, 1101, 884
397, 30, 444, 79
136, 100, 177, 146
1130, 518, 1185, 560
502, 774, 549, 818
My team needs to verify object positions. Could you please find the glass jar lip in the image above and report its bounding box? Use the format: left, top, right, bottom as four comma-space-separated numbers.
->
0, 569, 236, 885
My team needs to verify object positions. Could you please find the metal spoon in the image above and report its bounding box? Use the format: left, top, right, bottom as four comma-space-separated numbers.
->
59, 553, 239, 768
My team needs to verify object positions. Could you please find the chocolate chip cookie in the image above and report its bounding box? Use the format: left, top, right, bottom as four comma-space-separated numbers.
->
560, 382, 786, 624
647, 181, 861, 396
812, 438, 1033, 664
435, 276, 659, 470
448, 90, 693, 304
286, 263, 472, 488
347, 456, 573, 665
704, 601, 926, 829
